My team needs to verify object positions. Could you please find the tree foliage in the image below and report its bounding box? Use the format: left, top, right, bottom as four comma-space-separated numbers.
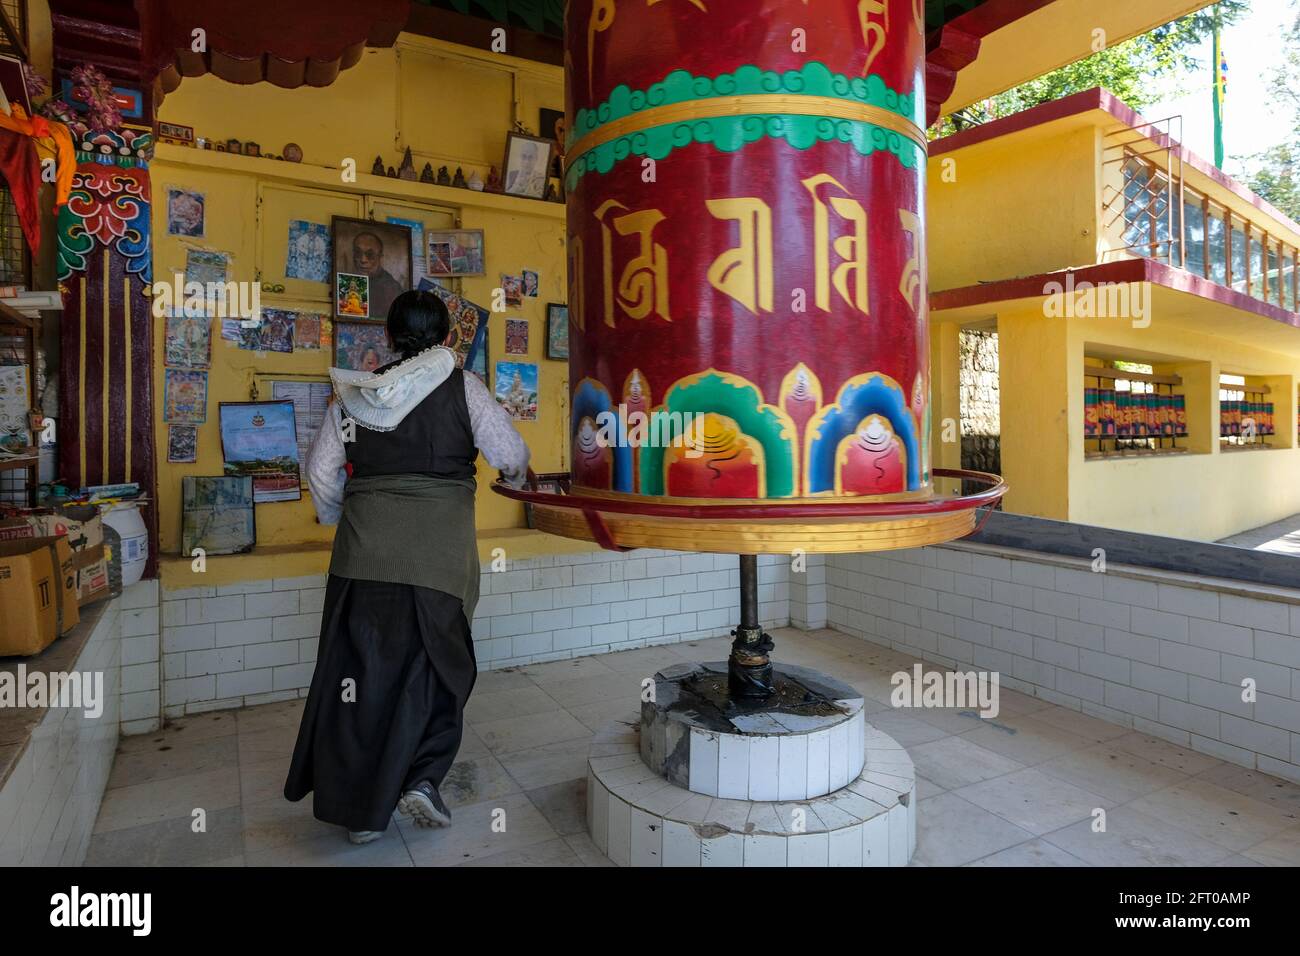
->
933, 1, 1248, 135
1243, 3, 1300, 219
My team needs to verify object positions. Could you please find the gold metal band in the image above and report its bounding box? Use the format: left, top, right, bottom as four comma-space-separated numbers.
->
531, 506, 975, 555
566, 94, 928, 169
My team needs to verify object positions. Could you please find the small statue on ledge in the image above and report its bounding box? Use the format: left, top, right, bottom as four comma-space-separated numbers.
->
436, 165, 451, 186
420, 162, 435, 184
398, 146, 417, 181
484, 165, 503, 193
386, 166, 398, 178
467, 170, 484, 191
371, 155, 386, 176
452, 166, 467, 188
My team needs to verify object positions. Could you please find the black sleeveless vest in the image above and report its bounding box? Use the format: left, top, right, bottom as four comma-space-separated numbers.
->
344, 365, 478, 480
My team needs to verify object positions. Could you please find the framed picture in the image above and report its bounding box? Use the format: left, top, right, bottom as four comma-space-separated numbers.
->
218, 401, 302, 503
426, 229, 485, 277
335, 321, 399, 372
546, 303, 569, 360
502, 132, 554, 200
331, 216, 413, 321
181, 476, 255, 556
0, 54, 32, 116
158, 121, 194, 145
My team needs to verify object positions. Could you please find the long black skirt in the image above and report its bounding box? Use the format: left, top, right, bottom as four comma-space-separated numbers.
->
283, 575, 477, 832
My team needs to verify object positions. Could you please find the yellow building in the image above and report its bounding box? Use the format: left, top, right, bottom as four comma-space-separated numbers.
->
927, 88, 1300, 541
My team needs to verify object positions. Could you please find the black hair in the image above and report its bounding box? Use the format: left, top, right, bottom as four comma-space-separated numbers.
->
386, 290, 450, 358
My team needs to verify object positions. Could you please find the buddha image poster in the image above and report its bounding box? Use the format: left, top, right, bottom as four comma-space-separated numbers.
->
218, 400, 301, 503
494, 361, 538, 421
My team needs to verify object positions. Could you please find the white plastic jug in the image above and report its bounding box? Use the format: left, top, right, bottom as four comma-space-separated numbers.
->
102, 502, 148, 588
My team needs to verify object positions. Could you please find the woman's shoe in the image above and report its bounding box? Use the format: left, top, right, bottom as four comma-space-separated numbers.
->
348, 830, 383, 845
398, 781, 452, 828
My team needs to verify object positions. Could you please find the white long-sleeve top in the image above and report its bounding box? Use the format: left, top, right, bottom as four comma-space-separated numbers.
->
305, 371, 530, 525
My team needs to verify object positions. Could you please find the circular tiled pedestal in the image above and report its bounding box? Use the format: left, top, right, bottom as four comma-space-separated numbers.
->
586, 662, 917, 867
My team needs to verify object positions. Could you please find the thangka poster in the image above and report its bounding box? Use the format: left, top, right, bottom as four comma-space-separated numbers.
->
218, 401, 301, 503
163, 368, 208, 424
166, 187, 205, 237
239, 309, 296, 353
285, 220, 330, 283
293, 312, 324, 350
184, 248, 229, 287
422, 280, 488, 378
167, 424, 198, 463
505, 319, 528, 355
164, 308, 212, 368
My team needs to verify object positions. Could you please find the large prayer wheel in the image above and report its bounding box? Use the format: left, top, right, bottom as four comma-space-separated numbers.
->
517, 0, 1002, 553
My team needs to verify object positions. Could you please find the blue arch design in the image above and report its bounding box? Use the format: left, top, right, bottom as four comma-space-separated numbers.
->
807, 374, 921, 493
572, 379, 634, 493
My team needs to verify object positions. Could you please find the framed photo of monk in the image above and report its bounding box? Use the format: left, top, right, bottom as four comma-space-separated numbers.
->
330, 216, 413, 322
502, 132, 554, 200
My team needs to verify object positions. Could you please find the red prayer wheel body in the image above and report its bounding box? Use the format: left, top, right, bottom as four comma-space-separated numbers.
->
563, 0, 929, 506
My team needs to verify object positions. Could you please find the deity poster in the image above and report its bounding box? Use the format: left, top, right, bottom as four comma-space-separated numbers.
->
164, 308, 212, 368
163, 369, 208, 424
286, 220, 331, 283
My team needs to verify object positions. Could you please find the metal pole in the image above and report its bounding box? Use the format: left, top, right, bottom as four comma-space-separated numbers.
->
728, 554, 775, 699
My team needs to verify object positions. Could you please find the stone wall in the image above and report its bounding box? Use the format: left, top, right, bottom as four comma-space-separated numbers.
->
960, 328, 1001, 475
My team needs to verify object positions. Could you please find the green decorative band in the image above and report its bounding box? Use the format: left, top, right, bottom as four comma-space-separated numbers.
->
565, 61, 922, 188
564, 114, 922, 192
570, 62, 920, 152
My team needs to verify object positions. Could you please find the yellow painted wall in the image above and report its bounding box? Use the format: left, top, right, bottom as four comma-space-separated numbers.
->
976, 299, 1300, 540
994, 308, 1073, 520
150, 36, 567, 561
928, 124, 1099, 290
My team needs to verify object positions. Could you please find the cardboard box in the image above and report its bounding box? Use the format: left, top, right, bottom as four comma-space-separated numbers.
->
0, 516, 37, 541
35, 505, 103, 551
72, 544, 109, 606
0, 536, 80, 656
28, 506, 109, 606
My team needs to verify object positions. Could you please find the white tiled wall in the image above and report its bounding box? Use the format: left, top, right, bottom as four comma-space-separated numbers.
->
819, 544, 1300, 784
0, 582, 131, 865
139, 550, 791, 728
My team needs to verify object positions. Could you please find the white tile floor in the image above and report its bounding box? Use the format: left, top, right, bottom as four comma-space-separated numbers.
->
83, 629, 1300, 866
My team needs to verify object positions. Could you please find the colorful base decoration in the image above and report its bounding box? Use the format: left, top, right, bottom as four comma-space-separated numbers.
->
494, 0, 1005, 553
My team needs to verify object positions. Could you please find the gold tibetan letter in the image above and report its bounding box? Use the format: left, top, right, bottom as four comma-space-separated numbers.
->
706, 197, 773, 315
801, 173, 869, 315
595, 198, 672, 325
898, 208, 923, 313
